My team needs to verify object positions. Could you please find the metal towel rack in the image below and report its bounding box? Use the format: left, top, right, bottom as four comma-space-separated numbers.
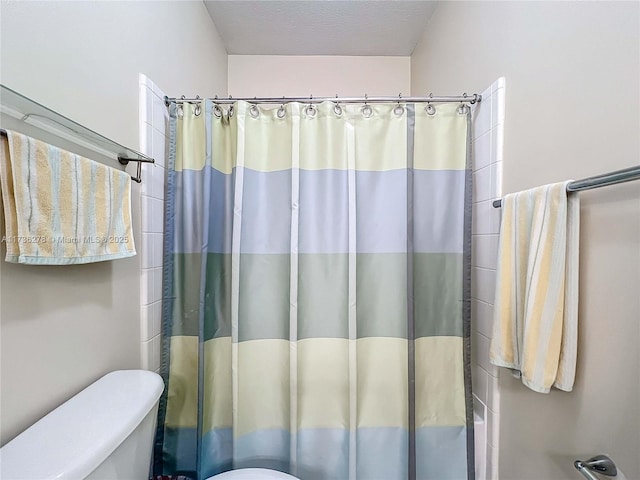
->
492, 165, 640, 208
574, 455, 618, 480
0, 84, 154, 183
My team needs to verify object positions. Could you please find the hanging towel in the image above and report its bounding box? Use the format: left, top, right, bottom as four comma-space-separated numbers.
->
0, 130, 136, 265
489, 181, 579, 393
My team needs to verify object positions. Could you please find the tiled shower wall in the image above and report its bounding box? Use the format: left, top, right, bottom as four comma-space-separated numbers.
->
471, 77, 505, 480
138, 74, 167, 372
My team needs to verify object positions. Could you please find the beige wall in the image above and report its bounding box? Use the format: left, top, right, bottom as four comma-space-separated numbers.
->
412, 2, 639, 479
228, 55, 410, 97
0, 1, 227, 444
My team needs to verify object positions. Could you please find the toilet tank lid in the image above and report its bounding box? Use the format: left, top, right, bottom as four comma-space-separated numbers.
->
0, 370, 164, 480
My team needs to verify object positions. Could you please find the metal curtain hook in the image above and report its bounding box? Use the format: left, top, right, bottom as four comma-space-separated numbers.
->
362, 93, 373, 118
394, 93, 405, 116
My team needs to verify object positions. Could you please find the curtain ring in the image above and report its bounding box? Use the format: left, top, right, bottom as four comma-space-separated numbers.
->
361, 94, 372, 118
177, 95, 185, 118
458, 93, 470, 114
394, 94, 404, 116
306, 104, 317, 118
333, 95, 343, 116
426, 104, 436, 116
213, 104, 223, 118
228, 105, 234, 118
249, 104, 260, 118
277, 104, 286, 119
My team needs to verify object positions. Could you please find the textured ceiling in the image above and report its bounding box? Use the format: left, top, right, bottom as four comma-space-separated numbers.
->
204, 1, 438, 56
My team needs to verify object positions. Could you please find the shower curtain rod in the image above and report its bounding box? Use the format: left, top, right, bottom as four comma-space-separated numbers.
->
164, 93, 482, 106
492, 165, 640, 208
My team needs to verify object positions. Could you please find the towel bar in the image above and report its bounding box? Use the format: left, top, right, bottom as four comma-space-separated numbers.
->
492, 165, 640, 208
0, 129, 153, 183
1, 84, 155, 183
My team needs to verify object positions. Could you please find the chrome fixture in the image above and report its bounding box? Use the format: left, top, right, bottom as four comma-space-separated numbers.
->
574, 455, 618, 480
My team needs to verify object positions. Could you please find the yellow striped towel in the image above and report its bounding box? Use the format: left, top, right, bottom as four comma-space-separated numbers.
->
489, 181, 579, 393
0, 130, 136, 264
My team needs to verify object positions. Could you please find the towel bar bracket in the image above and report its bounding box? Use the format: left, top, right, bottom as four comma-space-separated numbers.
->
574, 455, 618, 479
118, 156, 155, 184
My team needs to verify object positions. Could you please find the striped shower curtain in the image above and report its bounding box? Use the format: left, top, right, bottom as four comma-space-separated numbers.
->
155, 100, 474, 480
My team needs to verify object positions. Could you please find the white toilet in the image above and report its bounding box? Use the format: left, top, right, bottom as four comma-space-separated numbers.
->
0, 370, 300, 480
209, 468, 299, 479
0, 370, 164, 479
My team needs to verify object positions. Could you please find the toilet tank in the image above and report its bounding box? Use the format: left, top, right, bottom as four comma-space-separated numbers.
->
0, 370, 164, 480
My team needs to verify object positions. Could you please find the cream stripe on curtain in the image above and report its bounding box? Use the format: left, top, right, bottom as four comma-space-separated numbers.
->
154, 99, 474, 480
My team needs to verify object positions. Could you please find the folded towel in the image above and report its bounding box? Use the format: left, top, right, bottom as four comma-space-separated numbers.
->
489, 181, 579, 393
0, 130, 136, 264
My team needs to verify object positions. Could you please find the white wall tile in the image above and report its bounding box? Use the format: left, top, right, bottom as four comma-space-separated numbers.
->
491, 87, 505, 127
473, 167, 491, 203
139, 86, 152, 134
473, 201, 502, 235
474, 412, 487, 480
473, 330, 492, 374
473, 364, 489, 405
151, 234, 164, 268
145, 123, 154, 157
140, 268, 152, 305
150, 335, 161, 371
152, 128, 167, 168
472, 234, 499, 270
487, 444, 498, 480
151, 93, 168, 135
490, 161, 503, 200
140, 338, 152, 370
151, 198, 164, 233
140, 164, 152, 196
152, 301, 162, 338
140, 304, 152, 342
472, 299, 495, 338
487, 408, 500, 449
472, 267, 496, 305
487, 374, 501, 413
152, 267, 163, 303
491, 127, 504, 164
148, 78, 165, 101
474, 393, 487, 420
141, 196, 153, 233
473, 131, 492, 172
141, 233, 153, 269
473, 94, 492, 140
151, 166, 166, 200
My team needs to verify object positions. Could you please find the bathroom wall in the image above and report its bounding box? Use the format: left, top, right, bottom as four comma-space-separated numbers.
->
0, 1, 227, 445
228, 55, 410, 97
412, 2, 640, 479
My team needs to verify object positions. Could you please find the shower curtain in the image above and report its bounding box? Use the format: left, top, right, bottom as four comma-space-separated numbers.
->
155, 100, 474, 480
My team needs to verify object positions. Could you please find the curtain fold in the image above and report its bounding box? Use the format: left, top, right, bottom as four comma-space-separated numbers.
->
155, 100, 474, 480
